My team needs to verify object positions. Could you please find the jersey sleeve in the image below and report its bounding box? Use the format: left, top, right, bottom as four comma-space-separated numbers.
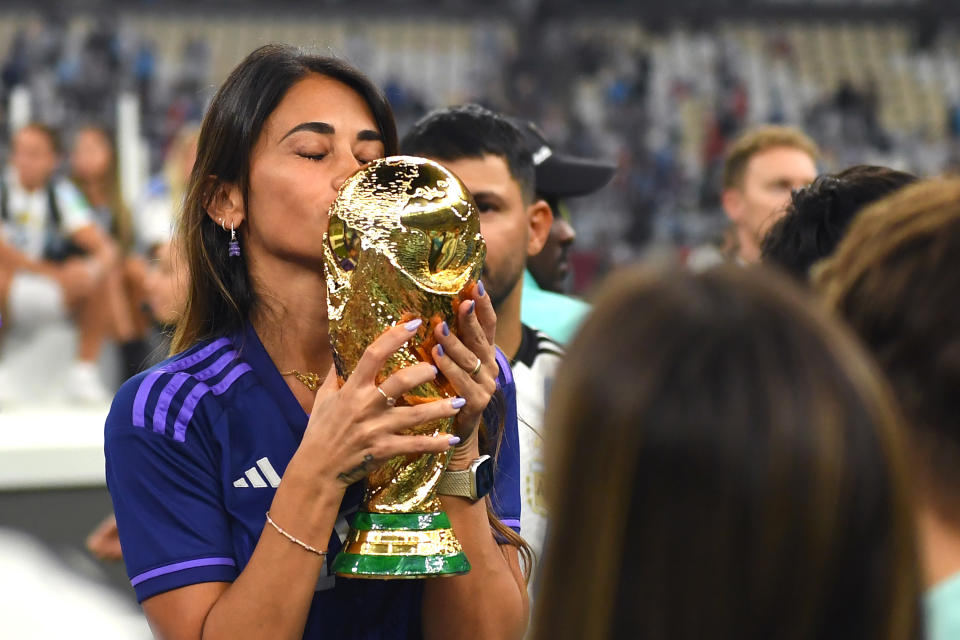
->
53, 180, 95, 234
488, 347, 522, 535
105, 374, 237, 603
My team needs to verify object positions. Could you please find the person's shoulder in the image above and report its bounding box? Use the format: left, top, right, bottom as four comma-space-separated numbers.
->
51, 179, 89, 208
107, 336, 255, 444
522, 286, 590, 344
513, 324, 564, 371
532, 328, 564, 357
532, 287, 590, 313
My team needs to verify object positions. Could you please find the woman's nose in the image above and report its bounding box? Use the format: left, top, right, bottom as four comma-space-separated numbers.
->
332, 153, 362, 191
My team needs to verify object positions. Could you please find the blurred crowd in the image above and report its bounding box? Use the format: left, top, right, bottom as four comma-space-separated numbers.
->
0, 119, 195, 405
2, 7, 960, 640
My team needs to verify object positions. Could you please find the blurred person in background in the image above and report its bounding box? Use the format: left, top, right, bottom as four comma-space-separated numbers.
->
719, 125, 819, 263
512, 119, 615, 345
534, 264, 923, 640
761, 165, 917, 282
0, 122, 118, 403
134, 124, 200, 364
87, 238, 190, 564
815, 178, 960, 640
402, 104, 559, 593
69, 124, 153, 380
105, 45, 529, 639
138, 124, 201, 251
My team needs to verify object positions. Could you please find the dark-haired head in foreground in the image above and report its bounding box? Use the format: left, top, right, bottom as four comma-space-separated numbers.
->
816, 179, 960, 608
535, 264, 922, 640
761, 165, 917, 281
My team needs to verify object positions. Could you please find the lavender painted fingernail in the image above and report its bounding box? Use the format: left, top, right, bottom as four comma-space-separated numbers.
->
405, 318, 422, 331
437, 344, 444, 358
467, 301, 476, 315
477, 280, 486, 297
450, 397, 467, 409
448, 435, 461, 446
431, 365, 438, 376
441, 321, 450, 337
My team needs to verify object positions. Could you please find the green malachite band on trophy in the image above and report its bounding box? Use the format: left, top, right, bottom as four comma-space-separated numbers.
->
331, 551, 470, 578
351, 511, 451, 531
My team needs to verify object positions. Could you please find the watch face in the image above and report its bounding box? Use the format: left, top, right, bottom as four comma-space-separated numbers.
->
474, 456, 495, 499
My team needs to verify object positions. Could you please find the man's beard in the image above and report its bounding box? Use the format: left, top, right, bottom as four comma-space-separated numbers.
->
483, 264, 524, 310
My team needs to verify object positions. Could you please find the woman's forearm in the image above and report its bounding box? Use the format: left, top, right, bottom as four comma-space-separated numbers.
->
421, 442, 529, 640
144, 472, 344, 640
203, 484, 340, 639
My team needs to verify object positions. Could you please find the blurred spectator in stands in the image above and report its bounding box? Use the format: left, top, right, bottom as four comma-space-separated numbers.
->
86, 235, 188, 563
138, 125, 198, 252
815, 178, 960, 640
535, 264, 923, 640
134, 124, 198, 363
70, 124, 152, 379
70, 19, 121, 125
0, 123, 118, 403
86, 123, 196, 561
514, 119, 615, 344
143, 239, 187, 332
133, 41, 156, 114
719, 125, 819, 263
762, 165, 916, 282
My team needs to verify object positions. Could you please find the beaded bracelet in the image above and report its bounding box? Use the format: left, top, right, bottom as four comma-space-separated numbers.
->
265, 511, 327, 557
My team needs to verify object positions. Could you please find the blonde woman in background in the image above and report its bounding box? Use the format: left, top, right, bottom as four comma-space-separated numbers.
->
70, 124, 150, 381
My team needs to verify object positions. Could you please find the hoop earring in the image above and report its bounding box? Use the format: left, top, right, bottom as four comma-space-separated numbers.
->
228, 221, 240, 257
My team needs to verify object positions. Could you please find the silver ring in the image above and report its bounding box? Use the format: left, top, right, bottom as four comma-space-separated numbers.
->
469, 358, 482, 377
377, 386, 396, 407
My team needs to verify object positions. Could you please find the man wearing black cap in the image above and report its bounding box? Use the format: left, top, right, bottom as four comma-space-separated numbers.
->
510, 119, 616, 345
402, 105, 568, 592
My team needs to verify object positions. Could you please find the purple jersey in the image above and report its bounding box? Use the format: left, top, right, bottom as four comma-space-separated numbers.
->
105, 323, 521, 639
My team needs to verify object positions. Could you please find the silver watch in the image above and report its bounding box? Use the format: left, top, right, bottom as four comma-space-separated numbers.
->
436, 455, 493, 501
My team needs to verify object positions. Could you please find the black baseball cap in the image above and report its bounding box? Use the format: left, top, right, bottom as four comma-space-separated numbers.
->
510, 118, 617, 198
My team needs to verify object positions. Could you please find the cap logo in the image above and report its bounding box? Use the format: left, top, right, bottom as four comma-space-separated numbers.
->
532, 145, 553, 166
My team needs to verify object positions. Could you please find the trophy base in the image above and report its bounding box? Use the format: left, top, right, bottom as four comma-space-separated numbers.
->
332, 511, 471, 579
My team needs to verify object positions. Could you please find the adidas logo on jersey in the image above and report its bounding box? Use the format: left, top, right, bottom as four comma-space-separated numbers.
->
233, 457, 281, 488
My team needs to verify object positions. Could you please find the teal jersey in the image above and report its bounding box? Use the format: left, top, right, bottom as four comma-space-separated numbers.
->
520, 270, 589, 345
927, 571, 960, 640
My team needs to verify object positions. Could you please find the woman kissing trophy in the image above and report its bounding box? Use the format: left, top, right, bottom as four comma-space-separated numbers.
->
324, 156, 485, 578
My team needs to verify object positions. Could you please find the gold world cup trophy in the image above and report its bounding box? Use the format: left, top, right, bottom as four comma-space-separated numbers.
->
325, 156, 485, 578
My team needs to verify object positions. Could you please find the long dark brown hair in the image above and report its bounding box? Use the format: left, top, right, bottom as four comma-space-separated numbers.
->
171, 44, 531, 572
534, 264, 922, 640
172, 44, 398, 352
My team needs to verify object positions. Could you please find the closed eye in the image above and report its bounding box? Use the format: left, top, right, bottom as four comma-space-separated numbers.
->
300, 153, 327, 162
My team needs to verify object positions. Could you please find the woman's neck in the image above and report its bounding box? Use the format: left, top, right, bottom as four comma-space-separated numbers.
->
250, 257, 333, 380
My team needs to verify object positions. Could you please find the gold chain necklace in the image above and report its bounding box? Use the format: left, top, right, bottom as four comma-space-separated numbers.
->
281, 370, 325, 392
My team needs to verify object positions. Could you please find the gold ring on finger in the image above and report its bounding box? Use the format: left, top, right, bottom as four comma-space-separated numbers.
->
377, 386, 396, 407
469, 357, 482, 377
